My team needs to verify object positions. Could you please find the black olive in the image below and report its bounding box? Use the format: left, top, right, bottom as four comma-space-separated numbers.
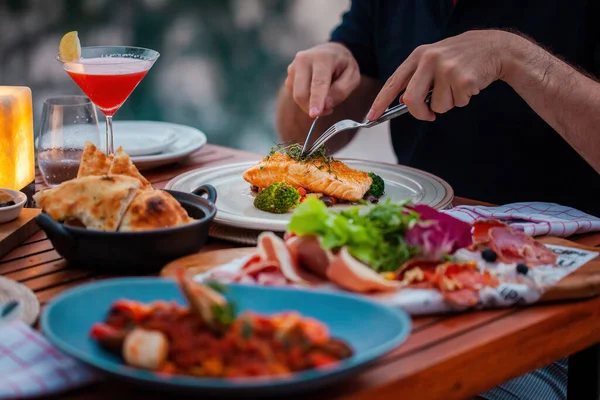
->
481, 249, 497, 262
0, 201, 15, 208
516, 263, 529, 275
320, 196, 334, 207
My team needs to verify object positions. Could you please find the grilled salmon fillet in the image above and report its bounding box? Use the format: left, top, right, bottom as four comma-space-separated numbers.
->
243, 152, 372, 201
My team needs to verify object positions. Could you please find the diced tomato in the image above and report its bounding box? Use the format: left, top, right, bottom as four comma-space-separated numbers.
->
301, 318, 329, 345
89, 322, 121, 340
309, 352, 339, 368
440, 262, 499, 290
111, 299, 150, 322
298, 187, 307, 197
156, 362, 177, 374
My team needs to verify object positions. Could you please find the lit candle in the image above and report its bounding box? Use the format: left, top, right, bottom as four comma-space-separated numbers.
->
0, 86, 35, 205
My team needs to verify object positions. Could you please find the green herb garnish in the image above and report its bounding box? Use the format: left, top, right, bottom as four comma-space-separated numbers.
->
212, 303, 237, 329
241, 320, 253, 339
287, 198, 422, 272
205, 280, 228, 294
265, 143, 337, 173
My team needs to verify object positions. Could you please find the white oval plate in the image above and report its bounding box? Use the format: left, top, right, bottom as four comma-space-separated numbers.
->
112, 121, 207, 170
165, 159, 454, 232
114, 130, 178, 156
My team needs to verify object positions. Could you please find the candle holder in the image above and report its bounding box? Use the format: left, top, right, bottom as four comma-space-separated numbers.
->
0, 86, 36, 208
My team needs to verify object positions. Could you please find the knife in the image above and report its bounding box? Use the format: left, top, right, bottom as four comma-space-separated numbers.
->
301, 116, 320, 156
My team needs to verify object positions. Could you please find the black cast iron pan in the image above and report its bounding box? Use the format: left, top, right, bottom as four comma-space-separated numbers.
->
35, 185, 218, 273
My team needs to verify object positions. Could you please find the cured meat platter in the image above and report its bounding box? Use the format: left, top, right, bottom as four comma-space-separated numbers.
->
161, 227, 600, 315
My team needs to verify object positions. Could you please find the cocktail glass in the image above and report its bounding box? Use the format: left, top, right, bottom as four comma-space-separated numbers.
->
56, 46, 159, 155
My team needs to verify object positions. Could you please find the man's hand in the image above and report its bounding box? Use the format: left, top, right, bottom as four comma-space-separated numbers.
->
367, 30, 513, 121
285, 42, 361, 118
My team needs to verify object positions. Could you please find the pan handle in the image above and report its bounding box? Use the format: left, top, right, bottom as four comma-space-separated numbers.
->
192, 184, 217, 204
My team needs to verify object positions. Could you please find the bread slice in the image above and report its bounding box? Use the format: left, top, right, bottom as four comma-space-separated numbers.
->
77, 142, 113, 178
108, 146, 152, 190
33, 175, 141, 231
118, 189, 193, 232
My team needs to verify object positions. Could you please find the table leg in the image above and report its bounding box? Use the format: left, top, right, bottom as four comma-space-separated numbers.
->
568, 344, 600, 400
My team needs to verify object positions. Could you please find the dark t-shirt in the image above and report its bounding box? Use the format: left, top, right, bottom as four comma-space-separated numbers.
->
330, 0, 600, 216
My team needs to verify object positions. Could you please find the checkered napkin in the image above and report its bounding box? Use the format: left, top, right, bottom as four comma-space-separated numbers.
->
443, 202, 600, 237
0, 320, 99, 399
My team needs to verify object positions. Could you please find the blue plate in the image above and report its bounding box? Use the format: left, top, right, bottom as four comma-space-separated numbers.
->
41, 278, 411, 396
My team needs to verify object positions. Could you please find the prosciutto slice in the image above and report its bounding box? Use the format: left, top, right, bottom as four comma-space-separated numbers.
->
470, 219, 557, 267
286, 235, 333, 279
488, 227, 558, 266
257, 232, 315, 284
327, 247, 399, 293
471, 219, 508, 246
218, 233, 323, 287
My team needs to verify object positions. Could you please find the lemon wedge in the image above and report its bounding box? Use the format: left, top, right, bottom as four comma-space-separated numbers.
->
59, 31, 81, 62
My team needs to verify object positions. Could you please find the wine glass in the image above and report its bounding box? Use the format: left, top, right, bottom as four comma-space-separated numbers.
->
55, 46, 159, 155
37, 95, 101, 187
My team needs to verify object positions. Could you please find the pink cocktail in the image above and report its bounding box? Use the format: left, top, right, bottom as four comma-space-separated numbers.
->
57, 46, 159, 155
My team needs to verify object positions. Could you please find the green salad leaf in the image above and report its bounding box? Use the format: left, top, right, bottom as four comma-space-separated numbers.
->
287, 198, 422, 272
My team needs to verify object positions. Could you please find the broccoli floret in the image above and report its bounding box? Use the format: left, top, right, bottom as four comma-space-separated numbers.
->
366, 172, 385, 197
253, 182, 301, 214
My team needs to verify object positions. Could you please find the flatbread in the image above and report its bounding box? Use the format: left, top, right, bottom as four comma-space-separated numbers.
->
33, 175, 141, 231
77, 142, 113, 178
108, 146, 152, 190
118, 189, 193, 232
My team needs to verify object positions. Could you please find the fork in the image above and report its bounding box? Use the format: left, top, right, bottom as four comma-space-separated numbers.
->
303, 90, 433, 156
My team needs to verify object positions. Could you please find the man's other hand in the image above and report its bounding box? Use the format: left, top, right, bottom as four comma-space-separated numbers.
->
285, 42, 361, 118
367, 30, 515, 121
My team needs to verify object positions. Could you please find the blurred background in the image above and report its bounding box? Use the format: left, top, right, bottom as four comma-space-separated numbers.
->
0, 0, 395, 162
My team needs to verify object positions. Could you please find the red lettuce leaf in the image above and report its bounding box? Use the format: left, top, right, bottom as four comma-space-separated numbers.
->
405, 205, 473, 260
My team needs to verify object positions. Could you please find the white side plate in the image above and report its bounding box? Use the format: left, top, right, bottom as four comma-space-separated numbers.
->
112, 121, 207, 170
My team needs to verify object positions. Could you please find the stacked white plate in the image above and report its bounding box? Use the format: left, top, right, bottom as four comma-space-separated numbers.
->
112, 121, 207, 170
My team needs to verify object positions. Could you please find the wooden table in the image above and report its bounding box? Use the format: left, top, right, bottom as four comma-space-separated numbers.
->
2, 144, 599, 400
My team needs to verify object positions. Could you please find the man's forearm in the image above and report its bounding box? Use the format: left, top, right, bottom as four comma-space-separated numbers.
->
501, 33, 600, 173
275, 77, 382, 154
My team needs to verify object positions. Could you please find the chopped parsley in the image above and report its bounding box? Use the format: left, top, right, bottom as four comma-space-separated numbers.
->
264, 143, 337, 174
212, 303, 237, 328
